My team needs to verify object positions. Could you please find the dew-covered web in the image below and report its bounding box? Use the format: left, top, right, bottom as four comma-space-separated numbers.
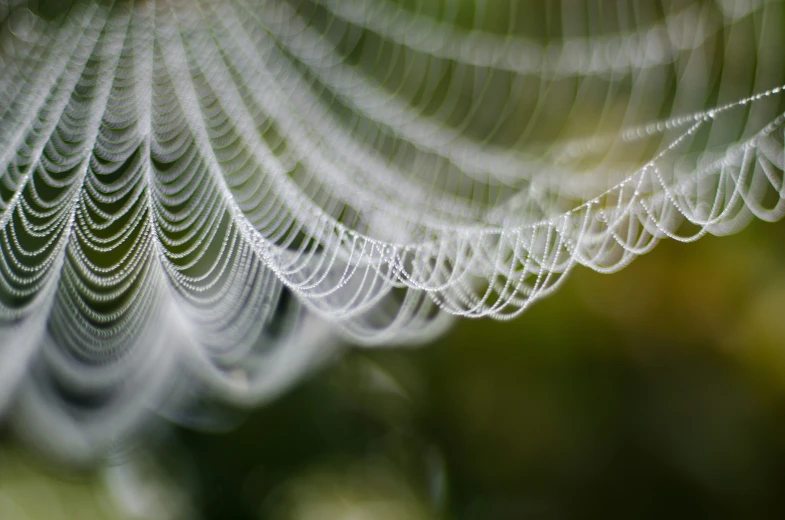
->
0, 0, 783, 459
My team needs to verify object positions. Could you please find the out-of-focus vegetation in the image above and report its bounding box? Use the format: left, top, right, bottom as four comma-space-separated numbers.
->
0, 445, 192, 519
173, 219, 785, 519
8, 218, 785, 519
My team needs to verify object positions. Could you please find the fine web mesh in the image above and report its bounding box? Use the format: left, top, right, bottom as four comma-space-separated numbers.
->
1, 0, 784, 459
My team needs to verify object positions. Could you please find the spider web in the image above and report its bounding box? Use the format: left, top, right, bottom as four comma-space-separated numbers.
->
0, 0, 784, 460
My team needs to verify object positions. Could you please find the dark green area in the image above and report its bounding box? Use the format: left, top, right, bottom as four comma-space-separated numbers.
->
176, 219, 785, 519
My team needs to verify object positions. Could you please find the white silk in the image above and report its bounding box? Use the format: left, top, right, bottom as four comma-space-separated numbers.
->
0, 0, 783, 460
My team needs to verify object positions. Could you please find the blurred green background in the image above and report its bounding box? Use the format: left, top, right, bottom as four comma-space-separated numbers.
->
5, 219, 785, 519
4, 1, 785, 518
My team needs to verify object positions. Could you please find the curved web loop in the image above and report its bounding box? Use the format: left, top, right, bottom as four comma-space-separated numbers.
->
0, 0, 784, 459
